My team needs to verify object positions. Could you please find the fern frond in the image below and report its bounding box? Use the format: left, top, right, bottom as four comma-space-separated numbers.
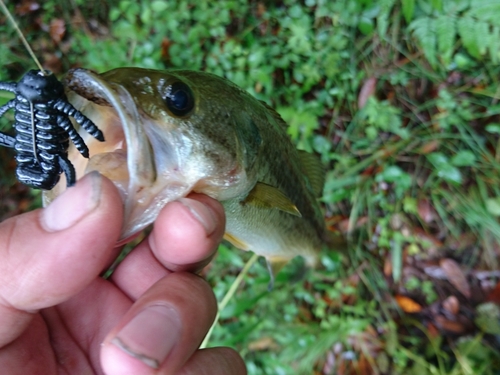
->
408, 1, 500, 67
457, 16, 487, 59
435, 14, 456, 67
376, 0, 396, 37
488, 26, 500, 64
459, 4, 500, 62
467, 3, 500, 23
409, 17, 437, 68
443, 0, 469, 13
402, 0, 415, 24
430, 0, 443, 12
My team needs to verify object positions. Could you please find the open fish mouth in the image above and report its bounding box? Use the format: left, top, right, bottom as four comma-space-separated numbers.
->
42, 68, 186, 241
43, 68, 252, 243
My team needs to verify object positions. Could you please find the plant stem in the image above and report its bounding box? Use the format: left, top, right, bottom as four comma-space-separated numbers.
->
201, 252, 260, 349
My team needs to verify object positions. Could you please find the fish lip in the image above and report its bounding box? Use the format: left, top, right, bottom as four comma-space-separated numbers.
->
63, 68, 157, 237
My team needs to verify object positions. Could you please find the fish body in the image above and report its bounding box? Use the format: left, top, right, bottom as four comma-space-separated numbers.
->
43, 68, 328, 268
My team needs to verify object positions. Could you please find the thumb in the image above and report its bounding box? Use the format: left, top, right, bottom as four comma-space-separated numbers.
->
0, 172, 123, 347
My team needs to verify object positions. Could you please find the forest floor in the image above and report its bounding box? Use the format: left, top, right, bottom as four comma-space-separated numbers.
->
1, 1, 500, 374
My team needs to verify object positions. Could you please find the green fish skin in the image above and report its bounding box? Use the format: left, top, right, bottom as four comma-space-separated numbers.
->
43, 67, 330, 271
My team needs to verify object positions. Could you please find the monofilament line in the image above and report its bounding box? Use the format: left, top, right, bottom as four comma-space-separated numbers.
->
0, 0, 48, 75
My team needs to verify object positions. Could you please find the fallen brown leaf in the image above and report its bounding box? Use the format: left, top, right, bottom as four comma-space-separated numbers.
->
417, 140, 440, 154
384, 258, 392, 277
15, 0, 40, 16
49, 18, 66, 44
358, 77, 377, 109
337, 216, 368, 233
337, 352, 375, 375
435, 315, 465, 334
248, 337, 279, 351
439, 258, 471, 298
161, 37, 172, 62
43, 54, 62, 75
442, 295, 460, 315
417, 199, 436, 223
487, 281, 500, 305
395, 295, 422, 313
426, 322, 440, 338
256, 2, 266, 17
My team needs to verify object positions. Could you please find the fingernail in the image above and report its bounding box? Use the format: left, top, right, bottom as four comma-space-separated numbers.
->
177, 198, 217, 235
41, 172, 102, 232
111, 305, 181, 369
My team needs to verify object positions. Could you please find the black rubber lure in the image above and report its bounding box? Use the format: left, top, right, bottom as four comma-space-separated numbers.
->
0, 69, 104, 190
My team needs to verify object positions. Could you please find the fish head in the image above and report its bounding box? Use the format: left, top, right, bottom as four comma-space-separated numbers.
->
43, 68, 262, 241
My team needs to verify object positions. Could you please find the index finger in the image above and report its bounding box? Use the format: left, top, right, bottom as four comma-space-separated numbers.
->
111, 194, 225, 300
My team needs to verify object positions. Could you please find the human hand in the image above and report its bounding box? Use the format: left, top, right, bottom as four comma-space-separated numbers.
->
0, 172, 246, 374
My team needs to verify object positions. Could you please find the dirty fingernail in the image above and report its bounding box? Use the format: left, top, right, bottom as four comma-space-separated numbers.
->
177, 198, 217, 235
111, 305, 181, 369
41, 172, 102, 232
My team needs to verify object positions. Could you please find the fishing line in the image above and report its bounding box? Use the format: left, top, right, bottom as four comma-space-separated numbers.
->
0, 0, 47, 75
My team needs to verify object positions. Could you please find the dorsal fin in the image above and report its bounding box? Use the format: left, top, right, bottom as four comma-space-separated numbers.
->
297, 150, 325, 197
259, 100, 288, 130
259, 100, 325, 197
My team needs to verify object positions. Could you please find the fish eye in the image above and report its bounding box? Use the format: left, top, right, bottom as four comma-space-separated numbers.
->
164, 81, 194, 117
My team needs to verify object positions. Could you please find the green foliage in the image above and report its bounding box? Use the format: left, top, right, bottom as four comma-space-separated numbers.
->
408, 1, 500, 68
393, 331, 500, 375
358, 97, 409, 141
405, 276, 438, 304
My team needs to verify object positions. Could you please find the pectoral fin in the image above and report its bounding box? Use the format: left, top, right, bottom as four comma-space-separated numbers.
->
243, 182, 301, 217
223, 232, 250, 250
266, 255, 292, 291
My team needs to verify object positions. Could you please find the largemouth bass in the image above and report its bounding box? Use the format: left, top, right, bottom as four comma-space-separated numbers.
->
42, 68, 330, 274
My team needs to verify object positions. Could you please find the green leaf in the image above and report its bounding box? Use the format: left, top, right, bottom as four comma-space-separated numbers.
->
403, 197, 418, 214
427, 152, 462, 184
438, 166, 462, 184
486, 197, 500, 216
378, 165, 405, 180
376, 166, 412, 197
430, 0, 443, 11
435, 14, 456, 67
468, 3, 500, 23
391, 232, 404, 282
454, 52, 476, 69
443, 0, 470, 13
376, 0, 396, 36
109, 8, 121, 21
452, 4, 500, 62
488, 25, 500, 63
485, 123, 500, 134
150, 0, 169, 13
475, 303, 500, 334
451, 150, 476, 167
358, 16, 374, 35
409, 17, 437, 67
402, 0, 415, 23
457, 16, 481, 59
366, 126, 377, 140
